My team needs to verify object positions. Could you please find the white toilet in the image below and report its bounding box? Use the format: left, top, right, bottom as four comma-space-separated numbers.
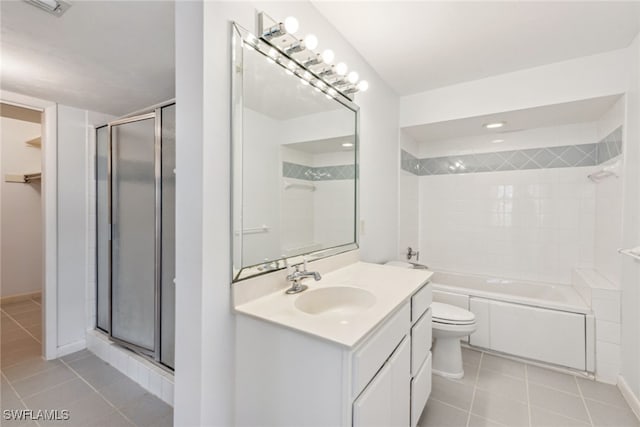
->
431, 302, 477, 379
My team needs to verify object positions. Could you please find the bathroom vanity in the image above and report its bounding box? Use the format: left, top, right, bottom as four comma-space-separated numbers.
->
229, 17, 433, 426
235, 261, 433, 427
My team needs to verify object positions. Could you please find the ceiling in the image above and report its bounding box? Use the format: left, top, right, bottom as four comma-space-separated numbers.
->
0, 1, 174, 116
313, 1, 640, 95
403, 94, 621, 143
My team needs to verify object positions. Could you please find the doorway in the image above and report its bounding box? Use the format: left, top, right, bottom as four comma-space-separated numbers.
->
0, 102, 44, 362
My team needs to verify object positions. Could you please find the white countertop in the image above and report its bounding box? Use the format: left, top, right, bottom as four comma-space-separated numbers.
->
234, 261, 433, 348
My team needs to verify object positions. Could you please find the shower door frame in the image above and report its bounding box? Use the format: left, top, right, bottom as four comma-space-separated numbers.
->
96, 100, 174, 367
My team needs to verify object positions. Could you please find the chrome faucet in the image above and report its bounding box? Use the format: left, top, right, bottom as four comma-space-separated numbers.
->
285, 258, 321, 294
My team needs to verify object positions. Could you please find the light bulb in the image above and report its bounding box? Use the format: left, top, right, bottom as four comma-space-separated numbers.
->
321, 49, 335, 64
357, 80, 369, 92
335, 62, 348, 76
347, 71, 359, 84
304, 34, 318, 50
284, 16, 299, 34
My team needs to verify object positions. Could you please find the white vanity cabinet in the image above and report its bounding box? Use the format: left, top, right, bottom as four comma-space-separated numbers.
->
235, 281, 433, 427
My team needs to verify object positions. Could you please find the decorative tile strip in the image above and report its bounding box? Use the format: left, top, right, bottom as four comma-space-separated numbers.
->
401, 126, 622, 176
282, 161, 355, 181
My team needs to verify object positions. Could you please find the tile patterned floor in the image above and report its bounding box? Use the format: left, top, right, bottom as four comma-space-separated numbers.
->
1, 298, 172, 427
4, 297, 639, 427
419, 347, 640, 427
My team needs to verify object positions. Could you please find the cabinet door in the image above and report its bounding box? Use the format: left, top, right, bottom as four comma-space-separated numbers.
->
353, 338, 410, 427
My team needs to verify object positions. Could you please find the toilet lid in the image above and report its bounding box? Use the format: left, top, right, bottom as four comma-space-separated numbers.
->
431, 302, 475, 324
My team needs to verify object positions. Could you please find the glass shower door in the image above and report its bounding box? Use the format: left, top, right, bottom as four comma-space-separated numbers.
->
110, 115, 157, 352
96, 126, 110, 332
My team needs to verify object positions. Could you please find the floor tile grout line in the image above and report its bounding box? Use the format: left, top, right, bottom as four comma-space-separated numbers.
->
0, 308, 42, 344
3, 360, 65, 385
59, 358, 140, 427
1, 370, 44, 427
575, 376, 596, 427
525, 364, 532, 427
528, 402, 594, 425
465, 351, 484, 427
15, 376, 79, 401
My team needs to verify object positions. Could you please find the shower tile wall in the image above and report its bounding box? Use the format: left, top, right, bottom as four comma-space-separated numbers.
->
409, 125, 623, 285
420, 168, 596, 283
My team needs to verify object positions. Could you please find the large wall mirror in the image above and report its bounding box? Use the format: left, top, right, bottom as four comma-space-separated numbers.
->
232, 23, 359, 281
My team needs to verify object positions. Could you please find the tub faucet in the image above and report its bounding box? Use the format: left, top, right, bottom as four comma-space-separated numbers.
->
285, 258, 321, 294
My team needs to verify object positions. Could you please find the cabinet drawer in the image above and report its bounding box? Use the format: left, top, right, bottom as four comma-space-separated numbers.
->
353, 302, 410, 398
411, 283, 432, 323
410, 352, 432, 427
411, 308, 432, 376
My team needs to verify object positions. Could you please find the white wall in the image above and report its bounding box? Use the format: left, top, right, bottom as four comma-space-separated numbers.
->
620, 32, 640, 403
594, 99, 625, 287
175, 1, 400, 425
398, 130, 420, 261
0, 117, 42, 298
57, 105, 112, 355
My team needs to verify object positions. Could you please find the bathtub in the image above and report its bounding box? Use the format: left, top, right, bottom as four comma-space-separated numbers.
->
430, 271, 590, 314
429, 271, 594, 372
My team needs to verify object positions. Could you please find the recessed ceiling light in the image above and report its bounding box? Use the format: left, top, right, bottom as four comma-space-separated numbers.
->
484, 122, 505, 129
342, 142, 354, 148
24, 0, 71, 16
492, 139, 505, 144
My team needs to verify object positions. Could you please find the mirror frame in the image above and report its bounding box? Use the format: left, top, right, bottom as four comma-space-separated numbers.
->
231, 22, 360, 282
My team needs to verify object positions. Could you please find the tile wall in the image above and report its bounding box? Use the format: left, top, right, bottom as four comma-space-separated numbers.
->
411, 127, 622, 284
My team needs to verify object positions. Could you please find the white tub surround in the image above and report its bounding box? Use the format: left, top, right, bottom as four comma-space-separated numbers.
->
430, 271, 595, 373
235, 261, 433, 427
573, 268, 621, 384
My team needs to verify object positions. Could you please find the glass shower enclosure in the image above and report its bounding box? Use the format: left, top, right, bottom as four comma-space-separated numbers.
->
95, 102, 175, 369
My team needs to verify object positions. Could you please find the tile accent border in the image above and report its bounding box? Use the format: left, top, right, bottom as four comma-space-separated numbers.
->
283, 161, 355, 181
402, 126, 623, 176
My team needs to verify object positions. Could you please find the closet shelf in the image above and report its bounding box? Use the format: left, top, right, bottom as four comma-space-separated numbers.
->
26, 137, 41, 148
5, 172, 41, 183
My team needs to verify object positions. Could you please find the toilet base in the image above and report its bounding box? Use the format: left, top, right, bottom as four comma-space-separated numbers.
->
432, 367, 464, 379
432, 335, 465, 379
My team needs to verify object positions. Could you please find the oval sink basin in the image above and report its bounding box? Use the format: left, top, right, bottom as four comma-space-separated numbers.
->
295, 287, 376, 317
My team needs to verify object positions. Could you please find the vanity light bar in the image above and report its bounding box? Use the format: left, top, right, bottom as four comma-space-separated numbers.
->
256, 12, 369, 99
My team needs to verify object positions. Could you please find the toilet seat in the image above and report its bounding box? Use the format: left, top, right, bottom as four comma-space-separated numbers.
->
431, 302, 475, 325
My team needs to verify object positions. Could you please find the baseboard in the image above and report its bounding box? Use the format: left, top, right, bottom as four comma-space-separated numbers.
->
618, 374, 640, 421
56, 339, 86, 358
1, 291, 41, 305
